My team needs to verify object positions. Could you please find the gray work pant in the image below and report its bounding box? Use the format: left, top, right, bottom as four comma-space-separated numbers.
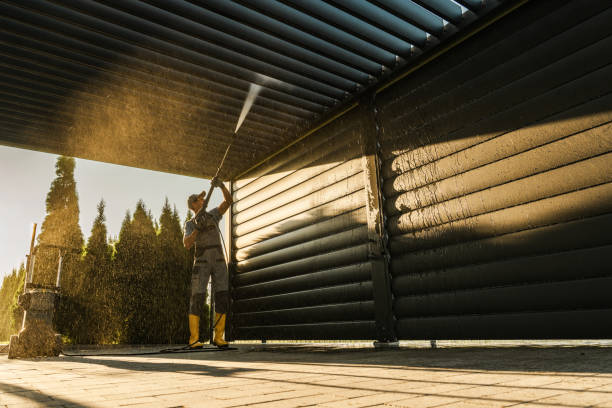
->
189, 248, 229, 315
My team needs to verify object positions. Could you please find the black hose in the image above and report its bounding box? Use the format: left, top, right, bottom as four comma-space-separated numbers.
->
60, 345, 236, 357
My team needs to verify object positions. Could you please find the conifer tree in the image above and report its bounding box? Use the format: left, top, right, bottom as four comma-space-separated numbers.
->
110, 210, 133, 342
155, 198, 192, 343
0, 265, 25, 341
8, 265, 26, 339
0, 270, 16, 341
36, 156, 84, 285
80, 199, 114, 344
132, 200, 158, 343
35, 156, 84, 341
114, 201, 157, 343
114, 211, 133, 267
86, 200, 112, 262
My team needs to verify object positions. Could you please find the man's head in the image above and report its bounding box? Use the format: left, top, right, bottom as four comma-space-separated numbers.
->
188, 192, 205, 213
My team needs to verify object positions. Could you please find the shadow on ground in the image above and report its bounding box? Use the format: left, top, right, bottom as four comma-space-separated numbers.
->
0, 382, 89, 408
58, 345, 612, 375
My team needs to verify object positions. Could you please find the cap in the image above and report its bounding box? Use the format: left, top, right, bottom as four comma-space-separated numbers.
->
188, 192, 205, 209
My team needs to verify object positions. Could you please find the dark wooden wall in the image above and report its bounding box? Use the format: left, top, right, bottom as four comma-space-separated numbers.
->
229, 0, 612, 341
378, 0, 612, 339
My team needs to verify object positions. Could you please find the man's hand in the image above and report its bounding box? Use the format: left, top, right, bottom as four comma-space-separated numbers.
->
183, 226, 199, 249
211, 176, 222, 188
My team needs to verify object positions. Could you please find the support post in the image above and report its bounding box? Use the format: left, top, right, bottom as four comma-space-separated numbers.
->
209, 289, 214, 344
25, 223, 37, 290
224, 180, 235, 342
358, 94, 397, 345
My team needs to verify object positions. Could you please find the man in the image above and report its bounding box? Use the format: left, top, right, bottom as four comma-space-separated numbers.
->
183, 177, 232, 348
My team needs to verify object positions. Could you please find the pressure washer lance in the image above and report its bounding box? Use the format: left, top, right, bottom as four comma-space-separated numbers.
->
193, 133, 234, 221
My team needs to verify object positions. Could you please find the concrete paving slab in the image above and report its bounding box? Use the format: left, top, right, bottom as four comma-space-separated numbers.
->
0, 344, 611, 407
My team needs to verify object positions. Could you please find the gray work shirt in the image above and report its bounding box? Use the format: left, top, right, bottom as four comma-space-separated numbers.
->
184, 207, 223, 264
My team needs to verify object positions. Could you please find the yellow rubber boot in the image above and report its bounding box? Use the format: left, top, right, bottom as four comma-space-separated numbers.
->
213, 313, 228, 348
188, 314, 204, 348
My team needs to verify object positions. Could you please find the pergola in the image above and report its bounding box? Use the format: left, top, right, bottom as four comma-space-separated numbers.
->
1, 0, 504, 179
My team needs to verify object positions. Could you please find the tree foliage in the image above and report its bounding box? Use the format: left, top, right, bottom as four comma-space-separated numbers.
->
36, 156, 84, 285
155, 199, 193, 343
0, 157, 197, 345
114, 200, 158, 343
75, 199, 115, 344
0, 265, 25, 342
30, 156, 85, 341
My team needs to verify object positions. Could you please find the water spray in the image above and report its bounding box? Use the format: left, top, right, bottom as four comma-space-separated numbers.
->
196, 82, 262, 214
235, 83, 262, 133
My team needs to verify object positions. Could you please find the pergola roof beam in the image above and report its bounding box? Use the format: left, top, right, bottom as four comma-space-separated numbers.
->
369, 0, 448, 37
325, 0, 431, 48
0, 50, 300, 130
235, 0, 398, 67
104, 0, 372, 85
412, 0, 465, 25
170, 0, 383, 76
3, 1, 338, 107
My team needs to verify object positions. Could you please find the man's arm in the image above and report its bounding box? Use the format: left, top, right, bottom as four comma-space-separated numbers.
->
216, 181, 233, 215
183, 222, 198, 249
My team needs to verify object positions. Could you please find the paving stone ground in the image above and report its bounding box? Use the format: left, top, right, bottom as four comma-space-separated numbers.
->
1, 344, 612, 408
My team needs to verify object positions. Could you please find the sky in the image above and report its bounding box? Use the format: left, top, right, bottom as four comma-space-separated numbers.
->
0, 145, 224, 281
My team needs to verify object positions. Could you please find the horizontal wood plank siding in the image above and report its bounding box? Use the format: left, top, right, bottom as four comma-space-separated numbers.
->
376, 0, 612, 339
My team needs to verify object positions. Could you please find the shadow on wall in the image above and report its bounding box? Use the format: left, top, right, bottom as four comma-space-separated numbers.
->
229, 195, 376, 339
369, 0, 612, 339
228, 0, 612, 340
